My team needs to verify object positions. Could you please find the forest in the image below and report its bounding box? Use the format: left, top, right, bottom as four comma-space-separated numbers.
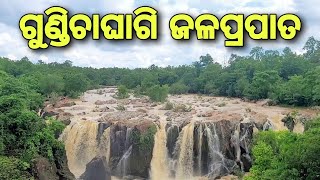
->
0, 36, 320, 179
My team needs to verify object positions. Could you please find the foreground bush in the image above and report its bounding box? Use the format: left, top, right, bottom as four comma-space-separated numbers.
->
246, 117, 320, 180
0, 156, 31, 180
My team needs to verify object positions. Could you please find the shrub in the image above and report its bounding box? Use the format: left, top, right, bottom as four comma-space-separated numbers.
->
97, 89, 104, 95
130, 125, 157, 152
133, 85, 143, 97
48, 92, 60, 105
169, 82, 189, 95
163, 101, 174, 110
147, 85, 169, 102
217, 102, 226, 107
0, 156, 31, 180
246, 117, 320, 180
173, 104, 192, 112
115, 85, 129, 99
115, 104, 126, 111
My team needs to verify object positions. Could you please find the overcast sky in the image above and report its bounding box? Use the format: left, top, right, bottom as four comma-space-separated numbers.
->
0, 0, 319, 68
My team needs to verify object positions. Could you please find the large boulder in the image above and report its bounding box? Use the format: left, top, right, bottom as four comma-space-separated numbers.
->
54, 98, 76, 108
32, 148, 75, 180
32, 157, 59, 180
80, 156, 111, 180
56, 112, 73, 126
53, 147, 75, 180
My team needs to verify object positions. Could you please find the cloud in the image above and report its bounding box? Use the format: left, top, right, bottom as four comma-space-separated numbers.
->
0, 0, 318, 68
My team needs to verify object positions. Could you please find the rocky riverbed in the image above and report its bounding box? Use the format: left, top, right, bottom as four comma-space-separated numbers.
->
45, 87, 318, 180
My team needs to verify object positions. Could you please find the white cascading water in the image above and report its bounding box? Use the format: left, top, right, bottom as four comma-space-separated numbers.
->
205, 123, 233, 178
175, 123, 195, 179
150, 122, 170, 180
98, 127, 111, 165
231, 124, 241, 164
116, 128, 133, 177
61, 120, 111, 178
61, 121, 99, 177
116, 145, 133, 177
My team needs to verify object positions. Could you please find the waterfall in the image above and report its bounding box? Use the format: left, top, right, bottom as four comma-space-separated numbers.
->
263, 120, 274, 131
125, 128, 133, 150
205, 123, 230, 178
150, 122, 170, 180
116, 128, 133, 177
116, 145, 133, 177
232, 125, 241, 163
62, 121, 99, 177
98, 127, 111, 165
61, 120, 112, 178
175, 123, 195, 179
231, 124, 245, 172
197, 124, 203, 176
61, 118, 253, 179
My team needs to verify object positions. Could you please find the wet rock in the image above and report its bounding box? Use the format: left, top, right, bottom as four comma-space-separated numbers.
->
197, 111, 212, 117
32, 148, 74, 180
54, 99, 76, 108
137, 109, 147, 113
77, 112, 86, 116
32, 157, 58, 180
95, 100, 108, 105
200, 103, 210, 107
98, 111, 147, 122
150, 103, 157, 107
262, 120, 274, 131
57, 112, 73, 126
311, 106, 320, 111
93, 106, 114, 113
166, 124, 180, 157
281, 113, 295, 131
133, 104, 144, 108
122, 175, 145, 180
80, 156, 111, 180
250, 111, 268, 130
53, 147, 75, 180
148, 114, 160, 120
205, 112, 243, 122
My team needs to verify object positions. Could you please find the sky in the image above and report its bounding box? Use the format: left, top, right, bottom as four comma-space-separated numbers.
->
0, 0, 319, 68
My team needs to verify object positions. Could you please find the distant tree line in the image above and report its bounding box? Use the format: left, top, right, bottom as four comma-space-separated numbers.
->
0, 37, 320, 179
1, 37, 320, 105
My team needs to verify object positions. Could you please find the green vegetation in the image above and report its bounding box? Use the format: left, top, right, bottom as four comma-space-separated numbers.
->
115, 85, 130, 99
169, 82, 189, 95
246, 117, 320, 180
0, 37, 320, 178
0, 156, 32, 179
130, 125, 157, 152
163, 101, 174, 110
173, 103, 192, 112
146, 85, 169, 102
0, 71, 66, 179
115, 104, 126, 111
1, 37, 320, 106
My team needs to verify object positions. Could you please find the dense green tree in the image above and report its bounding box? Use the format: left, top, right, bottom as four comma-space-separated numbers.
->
147, 85, 169, 102
246, 118, 320, 180
115, 85, 130, 99
39, 74, 64, 96
245, 71, 280, 100
274, 75, 312, 106
63, 73, 89, 98
169, 82, 189, 94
